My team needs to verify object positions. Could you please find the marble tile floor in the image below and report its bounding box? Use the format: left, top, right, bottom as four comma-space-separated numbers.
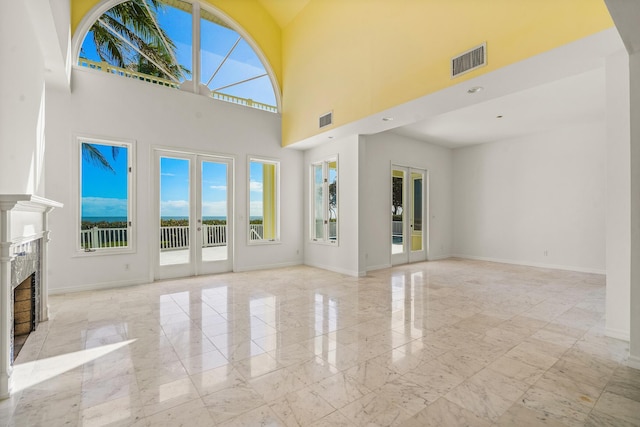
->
1, 258, 639, 426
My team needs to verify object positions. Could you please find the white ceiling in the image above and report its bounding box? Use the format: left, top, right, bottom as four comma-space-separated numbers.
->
391, 67, 606, 149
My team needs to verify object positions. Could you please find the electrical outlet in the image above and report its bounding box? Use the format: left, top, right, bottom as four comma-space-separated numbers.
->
543, 250, 548, 257
125, 263, 130, 270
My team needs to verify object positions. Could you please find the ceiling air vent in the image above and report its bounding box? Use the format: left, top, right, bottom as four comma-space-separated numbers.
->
319, 111, 333, 129
451, 42, 486, 78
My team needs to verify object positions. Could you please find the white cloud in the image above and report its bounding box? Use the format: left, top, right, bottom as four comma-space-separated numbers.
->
250, 180, 263, 193
161, 173, 175, 176
160, 200, 189, 216
210, 185, 227, 190
202, 201, 228, 217
250, 200, 263, 217
82, 197, 127, 217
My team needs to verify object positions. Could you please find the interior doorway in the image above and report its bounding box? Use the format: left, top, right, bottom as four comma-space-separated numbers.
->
391, 166, 427, 265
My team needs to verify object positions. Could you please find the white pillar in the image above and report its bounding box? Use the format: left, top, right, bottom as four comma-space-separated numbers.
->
605, 50, 631, 341
604, 0, 640, 369
0, 207, 14, 399
629, 51, 640, 367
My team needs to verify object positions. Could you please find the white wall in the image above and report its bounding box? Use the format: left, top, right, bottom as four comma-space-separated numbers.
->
0, 2, 47, 196
362, 132, 453, 270
45, 68, 303, 292
452, 122, 607, 273
303, 135, 364, 276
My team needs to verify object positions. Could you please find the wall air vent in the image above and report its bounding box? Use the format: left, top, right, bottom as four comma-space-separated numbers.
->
451, 42, 486, 78
319, 111, 333, 129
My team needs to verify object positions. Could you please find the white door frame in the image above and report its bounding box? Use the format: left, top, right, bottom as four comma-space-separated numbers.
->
154, 149, 234, 280
391, 164, 428, 265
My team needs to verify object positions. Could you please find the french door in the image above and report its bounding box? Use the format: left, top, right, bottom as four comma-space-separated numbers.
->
155, 150, 233, 279
391, 166, 427, 265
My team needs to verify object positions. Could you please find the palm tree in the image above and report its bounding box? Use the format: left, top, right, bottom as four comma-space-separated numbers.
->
86, 0, 189, 82
82, 143, 120, 173
82, 0, 190, 169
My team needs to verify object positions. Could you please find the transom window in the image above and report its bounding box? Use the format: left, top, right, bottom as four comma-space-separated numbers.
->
77, 0, 277, 112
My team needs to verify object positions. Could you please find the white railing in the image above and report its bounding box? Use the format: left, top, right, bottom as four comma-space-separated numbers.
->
81, 225, 229, 250
160, 225, 228, 250
77, 58, 278, 113
80, 227, 128, 249
250, 224, 263, 241
160, 225, 190, 250
392, 221, 403, 236
202, 225, 227, 248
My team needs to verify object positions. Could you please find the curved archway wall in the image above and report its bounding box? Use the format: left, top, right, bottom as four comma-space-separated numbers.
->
71, 0, 283, 91
281, 0, 614, 146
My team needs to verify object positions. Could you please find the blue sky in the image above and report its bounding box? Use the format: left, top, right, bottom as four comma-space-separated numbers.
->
159, 157, 229, 218
80, 1, 275, 105
81, 143, 128, 218
82, 149, 262, 220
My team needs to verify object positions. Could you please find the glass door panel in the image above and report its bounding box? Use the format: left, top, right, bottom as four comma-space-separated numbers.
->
411, 172, 423, 252
391, 169, 405, 256
313, 164, 324, 240
328, 161, 338, 241
200, 160, 228, 263
391, 166, 427, 265
159, 156, 191, 266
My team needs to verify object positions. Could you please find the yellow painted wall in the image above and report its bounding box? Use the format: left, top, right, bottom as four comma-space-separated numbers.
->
282, 0, 614, 146
71, 0, 282, 89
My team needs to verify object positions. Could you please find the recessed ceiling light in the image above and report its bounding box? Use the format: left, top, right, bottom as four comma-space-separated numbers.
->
467, 86, 484, 94
382, 117, 394, 122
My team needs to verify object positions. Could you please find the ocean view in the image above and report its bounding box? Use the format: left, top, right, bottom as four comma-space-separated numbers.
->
82, 216, 263, 223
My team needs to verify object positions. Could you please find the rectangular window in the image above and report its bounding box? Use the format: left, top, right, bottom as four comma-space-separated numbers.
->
79, 138, 133, 252
249, 158, 279, 244
310, 157, 338, 244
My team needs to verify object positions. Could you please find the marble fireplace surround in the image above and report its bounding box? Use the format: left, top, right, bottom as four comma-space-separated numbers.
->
0, 195, 62, 399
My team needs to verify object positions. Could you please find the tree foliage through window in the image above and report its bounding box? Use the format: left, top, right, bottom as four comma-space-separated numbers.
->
86, 0, 190, 81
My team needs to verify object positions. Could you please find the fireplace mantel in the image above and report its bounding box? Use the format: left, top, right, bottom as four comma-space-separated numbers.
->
0, 194, 62, 399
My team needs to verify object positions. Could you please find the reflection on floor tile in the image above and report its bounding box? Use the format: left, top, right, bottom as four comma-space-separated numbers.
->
4, 259, 639, 426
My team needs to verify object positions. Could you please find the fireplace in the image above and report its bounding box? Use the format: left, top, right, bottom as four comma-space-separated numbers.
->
13, 273, 36, 361
0, 195, 62, 399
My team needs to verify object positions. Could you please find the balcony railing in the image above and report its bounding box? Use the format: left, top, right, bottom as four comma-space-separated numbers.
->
250, 224, 263, 241
80, 227, 128, 249
77, 58, 278, 113
81, 224, 266, 250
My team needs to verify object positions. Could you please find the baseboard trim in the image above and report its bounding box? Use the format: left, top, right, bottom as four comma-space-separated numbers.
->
366, 263, 392, 272
234, 261, 302, 273
49, 277, 150, 295
626, 355, 640, 370
450, 254, 606, 275
427, 254, 452, 261
606, 327, 630, 342
304, 261, 364, 277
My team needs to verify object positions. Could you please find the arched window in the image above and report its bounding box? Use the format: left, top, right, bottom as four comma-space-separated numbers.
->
75, 0, 278, 112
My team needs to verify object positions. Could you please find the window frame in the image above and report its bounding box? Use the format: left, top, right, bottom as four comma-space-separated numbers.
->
72, 0, 281, 112
247, 156, 280, 245
76, 136, 135, 256
309, 156, 338, 245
